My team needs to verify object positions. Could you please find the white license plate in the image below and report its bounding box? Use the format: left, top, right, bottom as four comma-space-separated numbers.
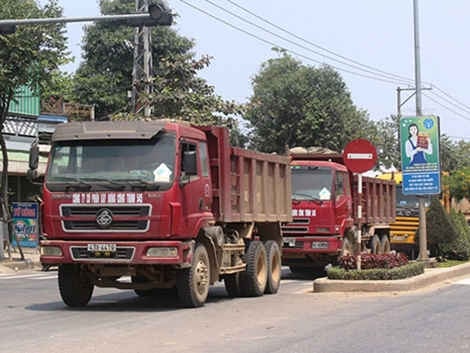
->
283, 237, 296, 247
87, 243, 117, 252
311, 241, 329, 249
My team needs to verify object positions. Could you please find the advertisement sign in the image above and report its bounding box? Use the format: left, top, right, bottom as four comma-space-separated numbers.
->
11, 202, 39, 248
400, 116, 441, 195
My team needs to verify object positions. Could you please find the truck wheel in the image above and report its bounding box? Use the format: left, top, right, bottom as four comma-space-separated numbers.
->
264, 240, 281, 294
224, 273, 241, 298
239, 240, 268, 297
176, 243, 210, 308
381, 235, 391, 254
58, 264, 94, 308
370, 235, 381, 254
340, 237, 353, 257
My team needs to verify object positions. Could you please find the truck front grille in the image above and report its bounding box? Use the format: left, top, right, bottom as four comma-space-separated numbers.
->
60, 204, 151, 233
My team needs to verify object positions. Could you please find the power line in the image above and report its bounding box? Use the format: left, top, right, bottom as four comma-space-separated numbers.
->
200, 0, 412, 85
223, 0, 415, 85
178, 0, 470, 131
427, 83, 470, 113
423, 92, 470, 123
177, 0, 405, 85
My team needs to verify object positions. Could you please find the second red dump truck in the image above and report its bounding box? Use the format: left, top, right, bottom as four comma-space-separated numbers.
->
281, 147, 396, 272
30, 120, 291, 307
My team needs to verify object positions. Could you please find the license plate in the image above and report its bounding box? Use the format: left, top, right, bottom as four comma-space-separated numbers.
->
87, 243, 117, 252
283, 237, 296, 247
311, 241, 329, 249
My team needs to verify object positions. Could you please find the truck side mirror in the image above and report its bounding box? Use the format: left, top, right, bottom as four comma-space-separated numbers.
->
27, 140, 39, 182
182, 150, 197, 176
29, 139, 39, 171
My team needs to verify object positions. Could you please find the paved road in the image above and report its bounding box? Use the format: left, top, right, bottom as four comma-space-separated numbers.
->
1, 269, 470, 353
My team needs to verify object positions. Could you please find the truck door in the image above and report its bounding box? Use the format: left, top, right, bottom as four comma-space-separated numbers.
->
334, 171, 351, 229
180, 141, 211, 234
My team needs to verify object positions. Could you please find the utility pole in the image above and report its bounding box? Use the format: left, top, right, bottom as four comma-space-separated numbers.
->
412, 0, 429, 261
131, 0, 153, 118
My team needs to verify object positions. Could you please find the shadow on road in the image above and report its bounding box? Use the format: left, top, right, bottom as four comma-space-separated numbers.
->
25, 285, 255, 312
281, 267, 326, 281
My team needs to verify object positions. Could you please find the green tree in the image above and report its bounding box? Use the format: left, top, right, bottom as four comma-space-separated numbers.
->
0, 0, 69, 259
447, 167, 470, 201
421, 197, 459, 257
370, 115, 400, 169
245, 53, 375, 153
73, 0, 241, 125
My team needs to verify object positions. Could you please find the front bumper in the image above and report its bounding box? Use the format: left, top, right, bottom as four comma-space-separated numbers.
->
282, 236, 341, 255
40, 240, 194, 266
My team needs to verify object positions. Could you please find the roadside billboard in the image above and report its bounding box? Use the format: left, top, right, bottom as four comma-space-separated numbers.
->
11, 202, 39, 248
400, 115, 441, 195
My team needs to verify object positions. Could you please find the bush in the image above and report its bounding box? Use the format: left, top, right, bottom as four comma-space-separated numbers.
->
339, 253, 408, 270
327, 262, 425, 280
417, 197, 459, 257
440, 210, 470, 260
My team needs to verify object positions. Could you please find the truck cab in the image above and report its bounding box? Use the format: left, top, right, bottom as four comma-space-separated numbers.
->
282, 159, 353, 270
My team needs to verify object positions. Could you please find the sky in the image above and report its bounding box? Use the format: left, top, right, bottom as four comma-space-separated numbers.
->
60, 0, 470, 141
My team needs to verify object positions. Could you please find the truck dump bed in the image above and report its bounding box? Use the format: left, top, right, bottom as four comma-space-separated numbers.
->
352, 175, 396, 225
201, 126, 292, 223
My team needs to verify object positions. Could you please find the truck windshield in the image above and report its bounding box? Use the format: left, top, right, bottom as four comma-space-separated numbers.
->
291, 166, 333, 201
46, 133, 176, 192
396, 185, 430, 208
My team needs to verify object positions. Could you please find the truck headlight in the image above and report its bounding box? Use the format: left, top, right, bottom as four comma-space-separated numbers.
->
41, 246, 63, 256
146, 247, 178, 257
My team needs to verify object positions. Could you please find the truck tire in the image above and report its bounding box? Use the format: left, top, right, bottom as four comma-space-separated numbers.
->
176, 243, 210, 308
370, 235, 381, 254
58, 264, 94, 308
224, 273, 241, 298
239, 240, 268, 297
381, 235, 391, 254
264, 240, 281, 294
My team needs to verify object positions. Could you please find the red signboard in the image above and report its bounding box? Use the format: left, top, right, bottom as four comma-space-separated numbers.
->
343, 139, 377, 173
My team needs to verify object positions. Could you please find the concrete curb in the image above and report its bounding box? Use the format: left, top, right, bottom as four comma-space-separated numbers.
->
313, 262, 470, 292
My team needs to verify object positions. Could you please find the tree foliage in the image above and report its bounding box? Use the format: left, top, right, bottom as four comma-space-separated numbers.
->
369, 115, 400, 169
244, 53, 375, 153
421, 197, 459, 257
0, 0, 69, 258
73, 0, 241, 125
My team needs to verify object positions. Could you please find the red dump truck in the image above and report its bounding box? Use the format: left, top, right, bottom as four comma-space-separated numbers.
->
29, 120, 291, 307
281, 148, 396, 272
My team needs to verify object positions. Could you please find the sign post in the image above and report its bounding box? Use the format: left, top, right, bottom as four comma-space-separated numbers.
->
400, 115, 441, 260
343, 139, 378, 270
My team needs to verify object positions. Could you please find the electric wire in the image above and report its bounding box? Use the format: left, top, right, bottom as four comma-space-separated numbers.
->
200, 0, 413, 85
223, 0, 415, 85
177, 0, 470, 137
177, 0, 406, 85
423, 92, 470, 123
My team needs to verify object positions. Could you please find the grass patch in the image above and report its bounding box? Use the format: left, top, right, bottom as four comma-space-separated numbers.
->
436, 260, 468, 268
327, 261, 425, 280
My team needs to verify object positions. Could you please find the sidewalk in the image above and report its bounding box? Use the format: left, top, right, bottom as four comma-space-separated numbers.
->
313, 261, 470, 292
0, 247, 42, 274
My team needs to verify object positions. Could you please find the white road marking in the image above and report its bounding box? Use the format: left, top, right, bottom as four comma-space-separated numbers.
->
454, 278, 470, 285
0, 273, 56, 280
31, 275, 58, 280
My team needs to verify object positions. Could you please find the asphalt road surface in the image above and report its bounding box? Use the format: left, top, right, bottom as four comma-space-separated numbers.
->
1, 269, 470, 353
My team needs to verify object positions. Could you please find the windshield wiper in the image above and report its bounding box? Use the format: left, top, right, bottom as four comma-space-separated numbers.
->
292, 192, 323, 204
49, 176, 93, 191
110, 179, 160, 190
